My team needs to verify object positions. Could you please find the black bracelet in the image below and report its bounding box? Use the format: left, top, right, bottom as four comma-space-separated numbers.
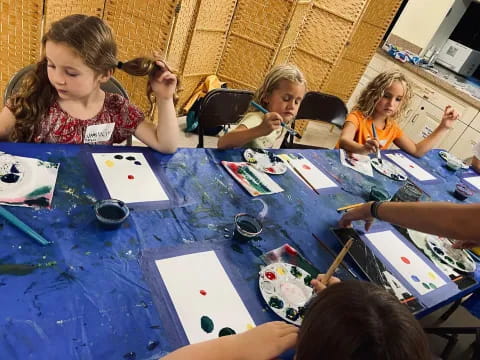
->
370, 201, 384, 220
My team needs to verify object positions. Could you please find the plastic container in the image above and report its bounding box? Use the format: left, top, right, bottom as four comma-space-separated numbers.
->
94, 199, 130, 229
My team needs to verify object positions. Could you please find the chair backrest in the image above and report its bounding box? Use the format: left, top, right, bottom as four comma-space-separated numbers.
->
296, 91, 347, 128
3, 64, 132, 145
196, 88, 254, 148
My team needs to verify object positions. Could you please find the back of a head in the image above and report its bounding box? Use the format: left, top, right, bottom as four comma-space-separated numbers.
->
253, 64, 306, 107
296, 281, 430, 360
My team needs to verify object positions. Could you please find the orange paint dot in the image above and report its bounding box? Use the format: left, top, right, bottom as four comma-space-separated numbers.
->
401, 256, 410, 264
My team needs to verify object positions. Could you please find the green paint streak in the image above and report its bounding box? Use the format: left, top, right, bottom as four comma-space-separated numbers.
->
200, 315, 214, 333
26, 186, 51, 197
0, 264, 37, 276
218, 327, 236, 337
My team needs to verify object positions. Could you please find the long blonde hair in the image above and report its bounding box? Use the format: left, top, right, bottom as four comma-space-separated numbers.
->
8, 14, 178, 142
353, 70, 412, 121
253, 64, 306, 109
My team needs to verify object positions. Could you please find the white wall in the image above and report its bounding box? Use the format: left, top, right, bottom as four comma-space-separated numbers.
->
390, 0, 455, 51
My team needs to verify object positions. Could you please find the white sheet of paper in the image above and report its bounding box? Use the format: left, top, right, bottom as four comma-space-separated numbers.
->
464, 176, 480, 191
84, 123, 115, 144
155, 251, 255, 344
386, 153, 436, 181
288, 157, 338, 190
339, 149, 373, 177
366, 231, 446, 295
92, 152, 169, 203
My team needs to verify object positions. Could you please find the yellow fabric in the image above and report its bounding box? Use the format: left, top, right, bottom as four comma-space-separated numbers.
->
238, 112, 286, 149
335, 110, 404, 149
182, 75, 226, 113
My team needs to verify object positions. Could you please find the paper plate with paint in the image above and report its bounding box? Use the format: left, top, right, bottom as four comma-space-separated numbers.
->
371, 158, 407, 181
438, 151, 469, 170
243, 149, 287, 175
425, 235, 476, 273
258, 262, 314, 326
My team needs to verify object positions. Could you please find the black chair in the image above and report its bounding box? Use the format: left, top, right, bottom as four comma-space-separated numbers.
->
196, 88, 254, 148
4, 64, 132, 145
283, 91, 348, 149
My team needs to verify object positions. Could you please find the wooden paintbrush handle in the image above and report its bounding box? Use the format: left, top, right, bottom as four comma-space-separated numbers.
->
322, 237, 354, 285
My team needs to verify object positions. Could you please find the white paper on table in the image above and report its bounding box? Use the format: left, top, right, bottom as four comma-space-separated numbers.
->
366, 231, 446, 295
155, 251, 255, 344
386, 153, 436, 181
464, 176, 480, 191
92, 152, 169, 203
339, 149, 373, 177
283, 156, 338, 190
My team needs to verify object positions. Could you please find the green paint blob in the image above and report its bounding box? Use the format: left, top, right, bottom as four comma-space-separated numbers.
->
269, 296, 284, 309
304, 275, 313, 287
218, 327, 236, 337
290, 266, 302, 278
286, 308, 299, 321
200, 316, 214, 333
0, 264, 37, 276
26, 186, 51, 197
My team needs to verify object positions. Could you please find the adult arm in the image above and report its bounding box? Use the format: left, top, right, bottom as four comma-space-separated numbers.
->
217, 112, 282, 149
338, 201, 480, 247
162, 321, 298, 360
393, 105, 458, 157
472, 155, 480, 174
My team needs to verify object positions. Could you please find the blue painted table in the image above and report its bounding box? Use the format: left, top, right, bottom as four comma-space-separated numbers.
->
0, 142, 478, 359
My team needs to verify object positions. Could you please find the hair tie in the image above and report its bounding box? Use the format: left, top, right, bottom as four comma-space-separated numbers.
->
117, 61, 123, 69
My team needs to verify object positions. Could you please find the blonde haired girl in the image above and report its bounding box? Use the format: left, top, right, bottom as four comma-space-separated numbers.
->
0, 14, 179, 153
338, 70, 458, 157
217, 64, 306, 149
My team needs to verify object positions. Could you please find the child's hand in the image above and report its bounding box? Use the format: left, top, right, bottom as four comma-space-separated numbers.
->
362, 138, 380, 154
338, 202, 374, 231
258, 112, 282, 135
232, 322, 298, 359
440, 105, 459, 129
310, 274, 341, 293
150, 60, 177, 101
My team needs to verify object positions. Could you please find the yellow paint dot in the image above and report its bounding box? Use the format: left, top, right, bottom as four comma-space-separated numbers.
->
427, 272, 436, 280
276, 267, 286, 275
246, 323, 254, 330
105, 160, 115, 168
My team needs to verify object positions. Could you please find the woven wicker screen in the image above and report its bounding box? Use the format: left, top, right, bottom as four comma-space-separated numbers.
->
44, 0, 104, 29
170, 0, 238, 111
0, 0, 43, 98
322, 0, 403, 101
216, 0, 296, 92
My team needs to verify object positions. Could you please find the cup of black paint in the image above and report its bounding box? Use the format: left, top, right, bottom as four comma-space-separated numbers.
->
233, 213, 262, 243
94, 199, 130, 229
391, 180, 423, 202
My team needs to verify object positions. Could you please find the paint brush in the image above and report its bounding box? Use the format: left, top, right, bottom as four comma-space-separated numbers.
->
285, 159, 319, 195
321, 237, 354, 285
336, 202, 364, 213
371, 122, 382, 164
250, 101, 302, 139
312, 233, 358, 279
0, 206, 51, 246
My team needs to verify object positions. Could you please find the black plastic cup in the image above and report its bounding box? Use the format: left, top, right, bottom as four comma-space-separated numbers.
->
94, 199, 130, 230
232, 213, 263, 243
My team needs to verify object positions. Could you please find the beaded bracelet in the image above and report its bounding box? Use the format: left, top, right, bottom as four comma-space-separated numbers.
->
370, 201, 385, 220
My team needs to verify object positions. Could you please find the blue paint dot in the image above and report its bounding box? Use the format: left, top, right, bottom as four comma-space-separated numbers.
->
411, 275, 420, 282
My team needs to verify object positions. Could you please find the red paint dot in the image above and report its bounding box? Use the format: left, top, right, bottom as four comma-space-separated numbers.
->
409, 165, 414, 168
200, 290, 207, 296
284, 244, 298, 255
401, 256, 410, 264
302, 164, 311, 170
127, 174, 134, 180
265, 271, 276, 280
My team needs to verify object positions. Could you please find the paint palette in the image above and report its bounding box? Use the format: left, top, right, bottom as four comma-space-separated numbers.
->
259, 262, 313, 326
438, 151, 469, 170
243, 149, 287, 175
371, 157, 407, 181
425, 235, 476, 273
